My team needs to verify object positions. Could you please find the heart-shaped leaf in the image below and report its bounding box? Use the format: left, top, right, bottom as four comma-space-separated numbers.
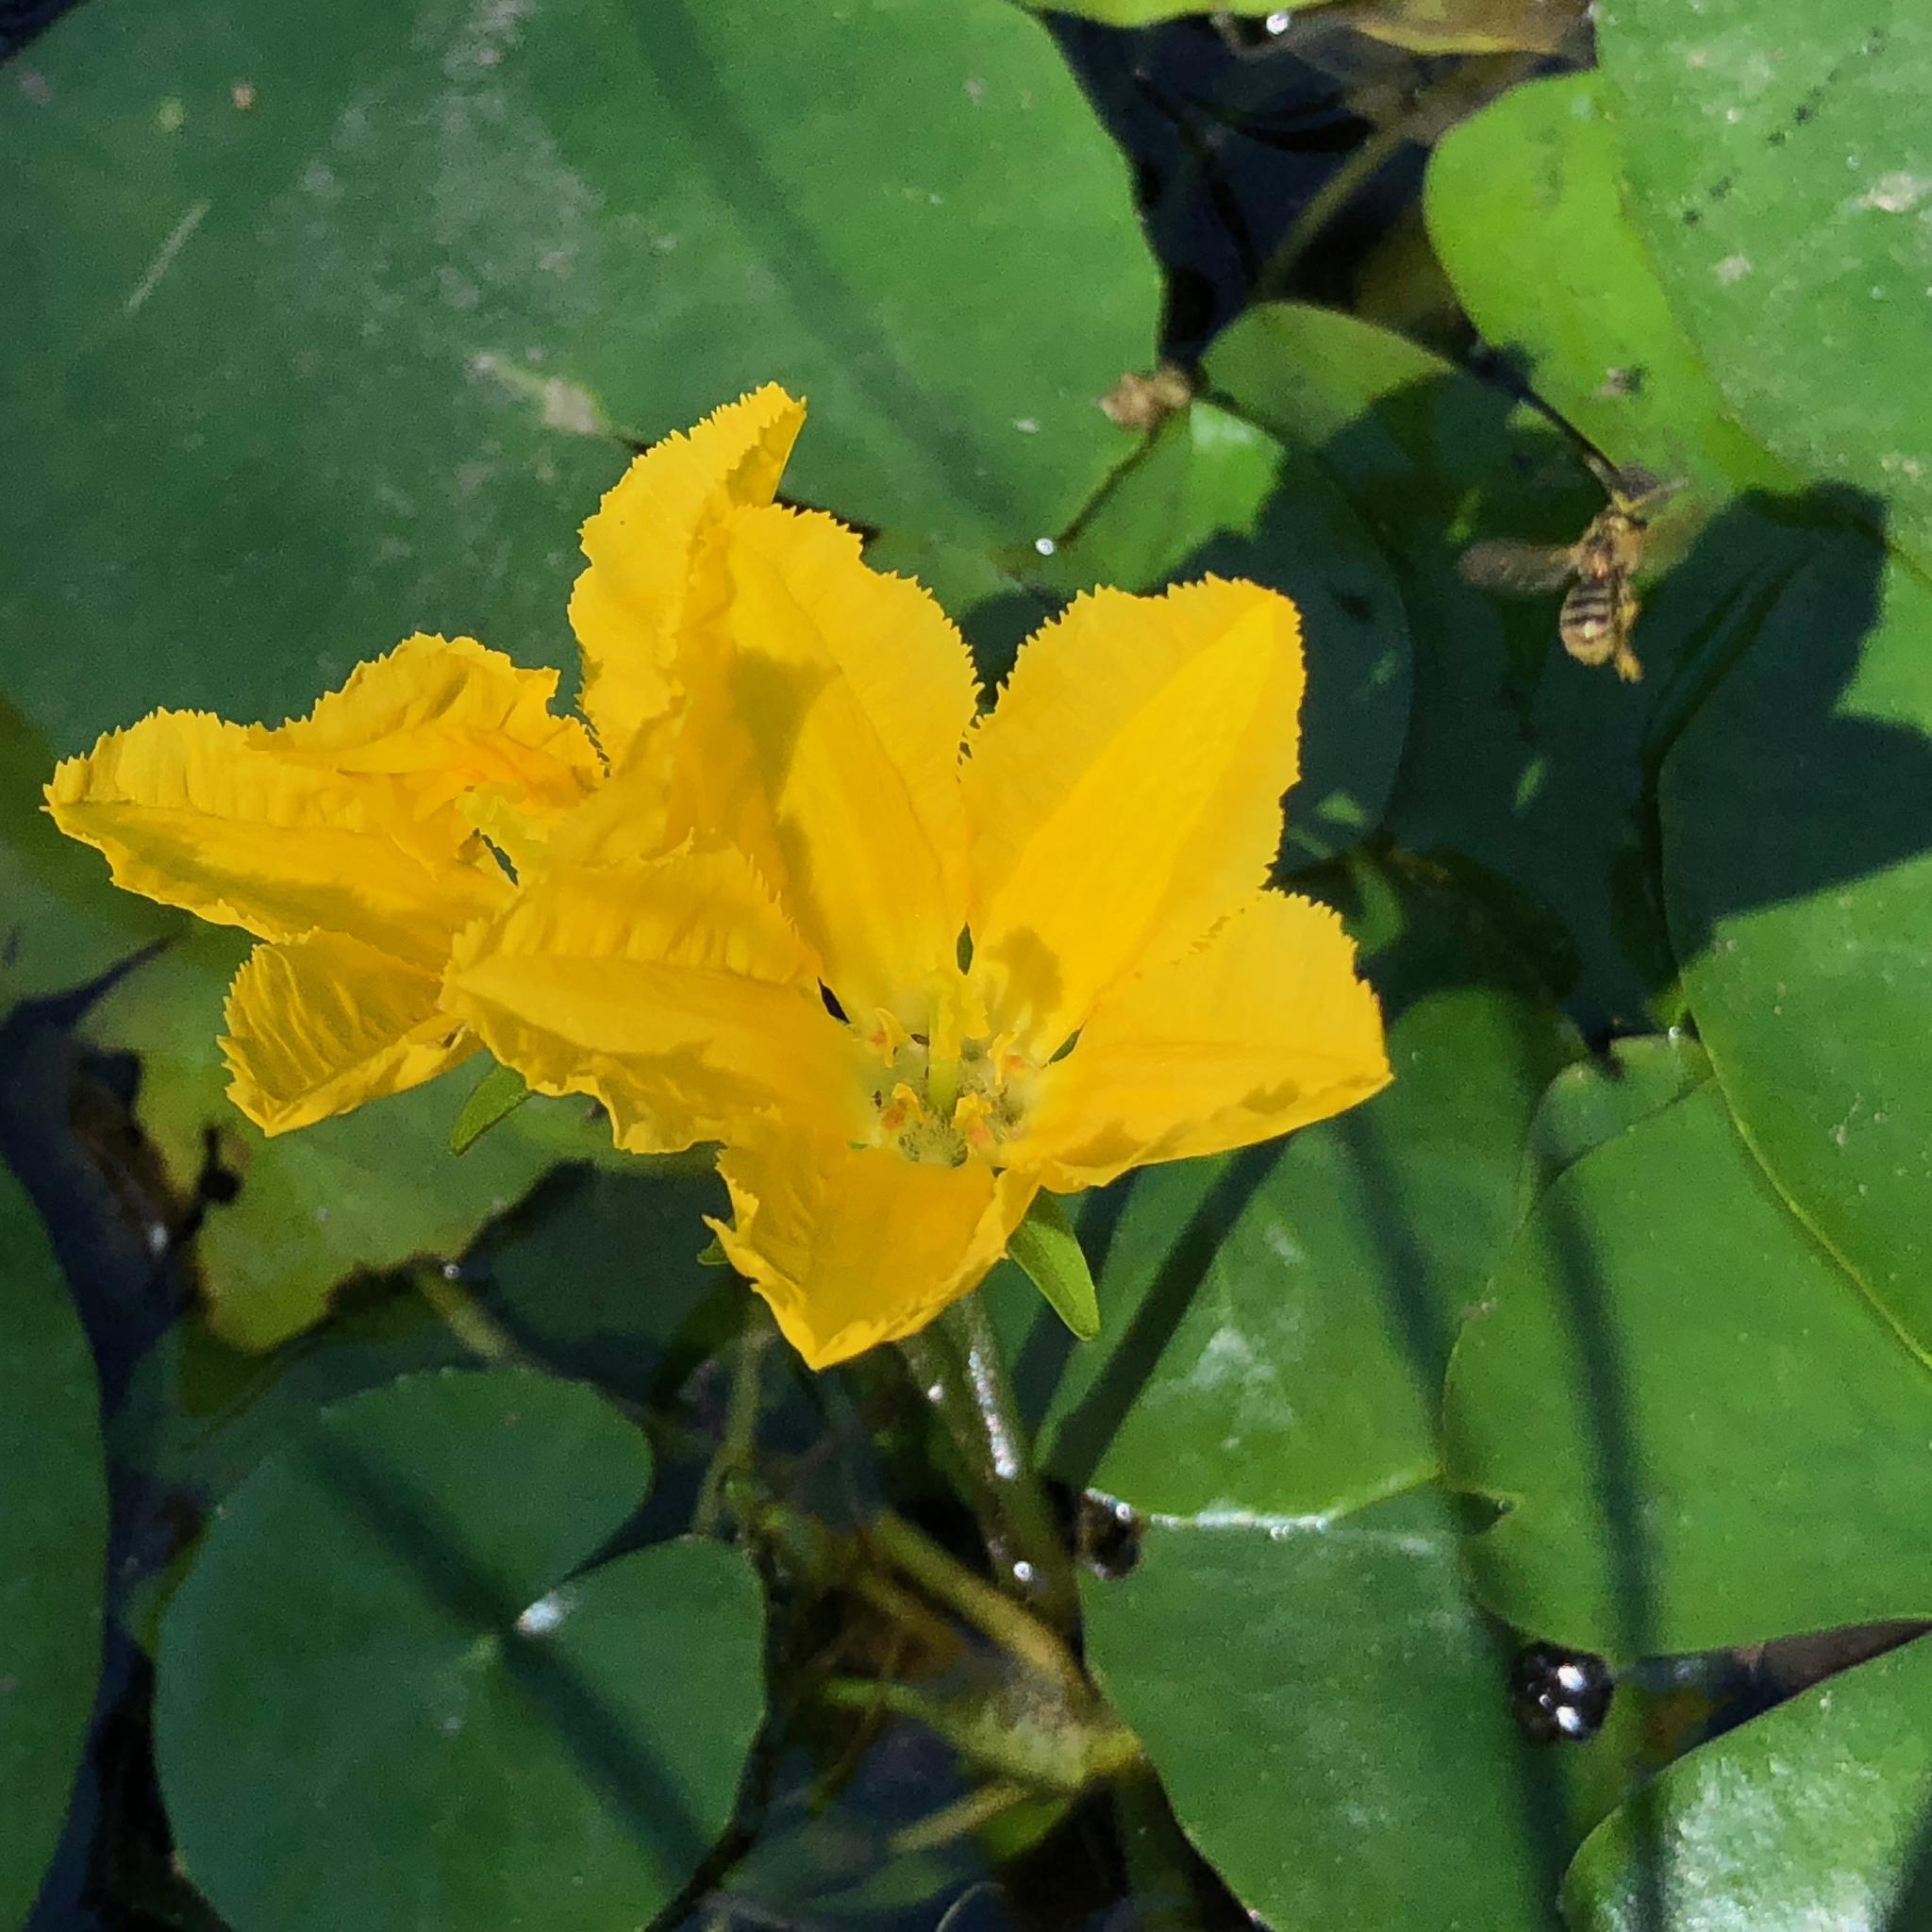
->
156, 1369, 766, 1932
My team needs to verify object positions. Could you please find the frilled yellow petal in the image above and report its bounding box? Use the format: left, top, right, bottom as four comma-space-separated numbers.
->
490, 708, 687, 873
571, 384, 807, 766
441, 844, 861, 1155
709, 1136, 1039, 1369
667, 503, 977, 1023
223, 931, 476, 1135
963, 579, 1305, 1058
45, 709, 510, 963
1016, 891, 1389, 1191
261, 634, 602, 836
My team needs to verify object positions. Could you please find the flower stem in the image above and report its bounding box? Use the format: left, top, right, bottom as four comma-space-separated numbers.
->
869, 1507, 1080, 1689
693, 1311, 774, 1537
899, 1293, 1076, 1628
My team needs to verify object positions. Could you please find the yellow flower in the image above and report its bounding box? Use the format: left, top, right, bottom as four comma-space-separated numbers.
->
42, 384, 805, 1134
44, 637, 602, 1131
441, 389, 1392, 1368
44, 384, 1389, 1368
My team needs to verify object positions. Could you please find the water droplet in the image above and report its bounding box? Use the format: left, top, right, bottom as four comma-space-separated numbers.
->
517, 1592, 568, 1636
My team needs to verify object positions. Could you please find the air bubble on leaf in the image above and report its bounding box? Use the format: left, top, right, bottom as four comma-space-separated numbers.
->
516, 1588, 575, 1637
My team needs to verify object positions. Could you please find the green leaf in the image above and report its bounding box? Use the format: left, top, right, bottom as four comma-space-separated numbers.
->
155, 1368, 766, 1932
1424, 73, 1793, 508
1, 0, 1156, 775
0, 1168, 108, 1931
1565, 1633, 1932, 1929
1515, 1031, 1711, 1211
1596, 0, 1932, 570
449, 1061, 530, 1156
1083, 1488, 1584, 1932
987, 860, 1609, 1930
1660, 525, 1932, 1357
1008, 1192, 1099, 1342
1446, 1084, 1932, 1657
462, 1162, 745, 1400
1019, 401, 1414, 867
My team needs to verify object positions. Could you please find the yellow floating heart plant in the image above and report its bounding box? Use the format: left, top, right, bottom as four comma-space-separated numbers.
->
47, 386, 1391, 1368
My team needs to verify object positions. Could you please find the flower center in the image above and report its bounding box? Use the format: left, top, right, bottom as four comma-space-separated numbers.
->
858, 1011, 1033, 1168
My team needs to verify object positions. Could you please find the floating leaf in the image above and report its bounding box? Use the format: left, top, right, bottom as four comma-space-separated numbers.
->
1596, 0, 1932, 569
1083, 1489, 1583, 1932
1447, 1085, 1932, 1657
991, 860, 1593, 1927
1205, 302, 1673, 1029
1565, 1633, 1932, 1930
1660, 525, 1932, 1355
998, 856, 1579, 1514
1, 0, 1158, 784
1425, 73, 1792, 507
0, 1169, 108, 1931
1516, 1032, 1710, 1209
156, 1369, 766, 1932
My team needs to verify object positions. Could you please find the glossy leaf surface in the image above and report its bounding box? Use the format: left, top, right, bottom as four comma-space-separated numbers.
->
2, 0, 1156, 774
997, 861, 1591, 1926
1596, 0, 1932, 568
1661, 528, 1932, 1356
1426, 73, 1791, 507
156, 1369, 765, 1932
1448, 1085, 1932, 1657
1083, 1489, 1577, 1932
1566, 1634, 1932, 1930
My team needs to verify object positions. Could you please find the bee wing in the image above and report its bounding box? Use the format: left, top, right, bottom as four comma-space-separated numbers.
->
1457, 540, 1581, 595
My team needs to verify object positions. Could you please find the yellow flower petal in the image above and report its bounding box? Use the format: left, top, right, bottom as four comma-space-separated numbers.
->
442, 844, 860, 1155
497, 710, 686, 872
668, 503, 978, 1022
710, 1136, 1038, 1369
45, 709, 509, 962
223, 931, 476, 1135
571, 384, 807, 765
963, 578, 1305, 1056
1016, 891, 1390, 1191
263, 633, 602, 831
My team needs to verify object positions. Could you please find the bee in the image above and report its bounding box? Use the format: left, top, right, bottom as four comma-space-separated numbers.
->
1457, 458, 1680, 684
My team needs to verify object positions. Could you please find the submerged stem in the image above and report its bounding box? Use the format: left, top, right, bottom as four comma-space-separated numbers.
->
898, 1293, 1076, 1628
693, 1312, 774, 1537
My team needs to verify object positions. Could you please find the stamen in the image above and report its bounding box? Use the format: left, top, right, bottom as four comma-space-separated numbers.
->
856, 1002, 1041, 1169
952, 1091, 996, 1153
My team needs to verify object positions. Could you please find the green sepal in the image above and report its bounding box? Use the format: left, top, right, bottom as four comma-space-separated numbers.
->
1008, 1192, 1099, 1341
695, 1234, 730, 1269
449, 1060, 530, 1156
